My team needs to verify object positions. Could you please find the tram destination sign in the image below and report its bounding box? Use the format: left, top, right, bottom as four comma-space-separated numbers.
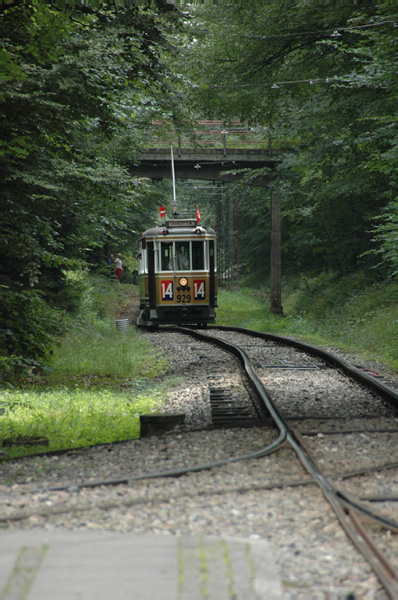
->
166, 219, 197, 227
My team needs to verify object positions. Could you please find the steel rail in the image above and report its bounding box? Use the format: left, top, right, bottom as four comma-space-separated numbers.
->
287, 428, 398, 599
171, 326, 398, 599
208, 325, 398, 407
170, 326, 287, 429
48, 429, 286, 492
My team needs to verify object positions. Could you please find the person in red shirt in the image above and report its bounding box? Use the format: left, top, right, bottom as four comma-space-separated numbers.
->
115, 253, 123, 281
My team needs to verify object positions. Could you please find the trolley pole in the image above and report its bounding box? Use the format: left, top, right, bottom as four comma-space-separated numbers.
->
270, 190, 283, 315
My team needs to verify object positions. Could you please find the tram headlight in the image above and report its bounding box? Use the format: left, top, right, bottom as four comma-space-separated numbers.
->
179, 277, 188, 287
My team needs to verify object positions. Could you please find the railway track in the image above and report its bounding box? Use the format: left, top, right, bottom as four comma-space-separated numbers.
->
163, 325, 398, 599
1, 325, 398, 598
179, 326, 398, 598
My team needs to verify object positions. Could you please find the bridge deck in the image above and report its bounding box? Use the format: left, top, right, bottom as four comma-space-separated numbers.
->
141, 147, 281, 162
130, 147, 285, 186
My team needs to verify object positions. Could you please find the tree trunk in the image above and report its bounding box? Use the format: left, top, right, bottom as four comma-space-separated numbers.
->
270, 190, 283, 315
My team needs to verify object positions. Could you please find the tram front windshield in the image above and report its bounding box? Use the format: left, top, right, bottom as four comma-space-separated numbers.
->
160, 241, 205, 271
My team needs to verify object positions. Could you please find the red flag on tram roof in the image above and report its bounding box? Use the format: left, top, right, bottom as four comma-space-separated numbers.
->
159, 206, 166, 219
196, 205, 201, 223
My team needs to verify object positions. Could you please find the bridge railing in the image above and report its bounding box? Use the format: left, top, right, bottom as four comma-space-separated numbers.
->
148, 120, 295, 154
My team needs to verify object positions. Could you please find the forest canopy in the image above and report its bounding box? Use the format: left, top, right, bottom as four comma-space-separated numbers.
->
173, 2, 398, 278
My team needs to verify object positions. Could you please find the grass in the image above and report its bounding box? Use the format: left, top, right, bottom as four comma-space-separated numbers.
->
47, 325, 167, 384
216, 273, 398, 371
0, 275, 176, 460
0, 383, 171, 459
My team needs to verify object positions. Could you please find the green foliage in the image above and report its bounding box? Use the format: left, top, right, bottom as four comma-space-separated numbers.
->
364, 198, 398, 276
49, 322, 167, 384
1, 2, 186, 374
0, 382, 171, 459
285, 273, 398, 367
39, 273, 168, 385
216, 287, 290, 333
2, 287, 64, 381
0, 274, 173, 459
180, 4, 398, 278
216, 274, 397, 370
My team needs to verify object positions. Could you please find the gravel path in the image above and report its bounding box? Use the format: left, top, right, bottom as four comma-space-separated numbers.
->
1, 327, 398, 599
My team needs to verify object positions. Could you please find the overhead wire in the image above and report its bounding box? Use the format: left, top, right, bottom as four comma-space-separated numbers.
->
228, 20, 395, 40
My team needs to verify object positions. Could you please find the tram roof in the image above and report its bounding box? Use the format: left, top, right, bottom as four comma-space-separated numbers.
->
140, 222, 216, 238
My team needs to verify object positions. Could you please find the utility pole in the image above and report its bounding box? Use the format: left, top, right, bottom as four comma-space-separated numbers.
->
232, 194, 239, 287
270, 190, 283, 315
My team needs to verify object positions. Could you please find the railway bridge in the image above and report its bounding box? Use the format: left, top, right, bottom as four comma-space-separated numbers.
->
128, 121, 291, 187
129, 147, 282, 186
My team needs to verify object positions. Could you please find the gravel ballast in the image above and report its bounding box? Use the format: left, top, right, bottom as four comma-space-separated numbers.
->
1, 328, 397, 599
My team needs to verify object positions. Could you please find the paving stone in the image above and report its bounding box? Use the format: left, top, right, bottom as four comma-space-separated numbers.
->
0, 531, 283, 600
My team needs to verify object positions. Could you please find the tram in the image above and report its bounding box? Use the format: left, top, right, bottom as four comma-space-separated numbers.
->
137, 212, 217, 327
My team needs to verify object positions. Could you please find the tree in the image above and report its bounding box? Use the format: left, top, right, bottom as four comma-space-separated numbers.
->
1, 1, 185, 376
177, 3, 398, 277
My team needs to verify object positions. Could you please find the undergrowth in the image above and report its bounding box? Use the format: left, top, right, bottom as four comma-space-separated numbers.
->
0, 275, 175, 459
216, 271, 398, 371
0, 381, 176, 459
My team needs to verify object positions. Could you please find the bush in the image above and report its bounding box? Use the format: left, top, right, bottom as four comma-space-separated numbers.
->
2, 287, 64, 382
217, 272, 398, 370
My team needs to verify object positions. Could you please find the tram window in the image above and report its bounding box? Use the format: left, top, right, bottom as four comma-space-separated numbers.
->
160, 242, 173, 271
192, 241, 205, 270
175, 242, 190, 270
138, 242, 147, 274
138, 251, 145, 274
